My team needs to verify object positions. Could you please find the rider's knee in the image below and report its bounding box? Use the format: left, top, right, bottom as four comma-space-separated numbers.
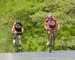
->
19, 35, 21, 39
48, 31, 51, 34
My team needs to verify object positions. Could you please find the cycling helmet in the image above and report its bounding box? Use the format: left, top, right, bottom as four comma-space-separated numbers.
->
16, 18, 21, 24
47, 13, 52, 18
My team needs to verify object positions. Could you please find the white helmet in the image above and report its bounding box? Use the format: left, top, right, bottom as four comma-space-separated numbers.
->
47, 13, 52, 18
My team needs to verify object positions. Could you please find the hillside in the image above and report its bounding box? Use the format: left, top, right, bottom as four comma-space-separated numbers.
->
0, 0, 75, 52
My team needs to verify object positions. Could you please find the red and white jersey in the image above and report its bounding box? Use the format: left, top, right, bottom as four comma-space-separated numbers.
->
45, 16, 57, 30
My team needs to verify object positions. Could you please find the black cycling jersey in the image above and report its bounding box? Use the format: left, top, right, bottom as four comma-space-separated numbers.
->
14, 23, 23, 32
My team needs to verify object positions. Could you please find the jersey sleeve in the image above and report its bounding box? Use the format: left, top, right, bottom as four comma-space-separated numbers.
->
51, 16, 57, 21
45, 17, 48, 22
13, 22, 16, 26
12, 22, 16, 32
52, 16, 58, 25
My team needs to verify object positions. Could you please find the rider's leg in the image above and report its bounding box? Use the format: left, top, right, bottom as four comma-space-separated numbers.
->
53, 31, 56, 46
18, 35, 22, 47
47, 31, 51, 45
13, 33, 16, 43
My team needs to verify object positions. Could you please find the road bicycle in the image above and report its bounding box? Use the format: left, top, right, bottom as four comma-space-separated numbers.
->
15, 32, 22, 52
47, 29, 58, 53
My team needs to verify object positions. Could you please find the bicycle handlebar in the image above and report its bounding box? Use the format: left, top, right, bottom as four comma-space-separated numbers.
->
47, 28, 59, 32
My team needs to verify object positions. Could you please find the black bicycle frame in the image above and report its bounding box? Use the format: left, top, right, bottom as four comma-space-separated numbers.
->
49, 33, 55, 52
15, 33, 20, 52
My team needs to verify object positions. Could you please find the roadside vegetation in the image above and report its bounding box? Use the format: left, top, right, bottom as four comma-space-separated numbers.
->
0, 0, 75, 52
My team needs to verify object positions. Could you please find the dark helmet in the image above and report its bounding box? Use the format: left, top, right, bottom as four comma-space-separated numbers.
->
16, 18, 21, 24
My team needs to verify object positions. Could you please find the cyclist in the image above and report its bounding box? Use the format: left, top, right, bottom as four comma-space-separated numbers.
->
12, 19, 24, 49
44, 13, 59, 46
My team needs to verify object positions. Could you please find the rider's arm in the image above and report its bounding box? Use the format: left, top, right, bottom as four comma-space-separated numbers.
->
12, 25, 15, 33
12, 23, 16, 33
20, 23, 24, 33
56, 20, 60, 30
44, 17, 49, 29
44, 22, 47, 29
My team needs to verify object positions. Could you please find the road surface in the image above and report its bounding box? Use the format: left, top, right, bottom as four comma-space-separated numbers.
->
0, 50, 75, 60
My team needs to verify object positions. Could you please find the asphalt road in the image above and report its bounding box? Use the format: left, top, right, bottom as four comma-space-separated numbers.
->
0, 50, 75, 60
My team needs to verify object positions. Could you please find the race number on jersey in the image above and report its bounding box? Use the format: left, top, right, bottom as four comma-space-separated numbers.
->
48, 20, 56, 26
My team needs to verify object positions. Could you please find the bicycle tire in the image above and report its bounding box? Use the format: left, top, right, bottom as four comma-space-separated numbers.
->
49, 34, 54, 53
15, 36, 19, 52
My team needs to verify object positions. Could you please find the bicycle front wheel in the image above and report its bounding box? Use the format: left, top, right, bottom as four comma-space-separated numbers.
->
49, 34, 54, 53
15, 38, 19, 52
